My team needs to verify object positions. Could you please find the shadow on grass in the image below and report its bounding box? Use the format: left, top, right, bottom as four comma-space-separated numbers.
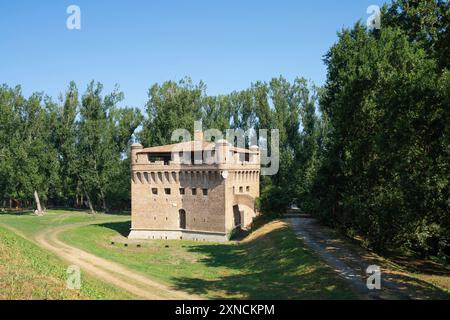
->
102, 210, 131, 216
170, 224, 355, 300
388, 255, 450, 277
0, 210, 34, 216
84, 220, 450, 299
0, 207, 131, 216
96, 220, 350, 299
382, 271, 450, 299
97, 221, 131, 237
293, 219, 450, 299
50, 207, 131, 216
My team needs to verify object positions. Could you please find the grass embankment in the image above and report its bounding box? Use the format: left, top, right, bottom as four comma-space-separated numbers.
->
2, 210, 449, 300
60, 218, 357, 299
325, 226, 450, 297
0, 210, 133, 300
0, 209, 128, 238
0, 225, 133, 299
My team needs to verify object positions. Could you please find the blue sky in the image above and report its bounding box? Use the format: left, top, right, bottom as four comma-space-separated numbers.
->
0, 0, 386, 109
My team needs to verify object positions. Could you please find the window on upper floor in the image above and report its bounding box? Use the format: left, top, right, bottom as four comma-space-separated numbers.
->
246, 186, 250, 192
192, 188, 197, 195
202, 189, 208, 196
239, 186, 243, 193
179, 188, 185, 195
152, 188, 158, 195
165, 188, 171, 195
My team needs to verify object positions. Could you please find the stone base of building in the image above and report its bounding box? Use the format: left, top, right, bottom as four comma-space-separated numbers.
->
128, 229, 228, 242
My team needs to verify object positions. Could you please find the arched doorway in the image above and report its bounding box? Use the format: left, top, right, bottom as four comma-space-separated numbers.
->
179, 209, 186, 229
233, 205, 242, 228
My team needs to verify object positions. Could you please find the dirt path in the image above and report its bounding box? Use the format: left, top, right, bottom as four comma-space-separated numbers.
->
286, 217, 442, 299
30, 220, 200, 300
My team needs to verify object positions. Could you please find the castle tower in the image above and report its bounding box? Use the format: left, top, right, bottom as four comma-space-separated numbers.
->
128, 137, 260, 242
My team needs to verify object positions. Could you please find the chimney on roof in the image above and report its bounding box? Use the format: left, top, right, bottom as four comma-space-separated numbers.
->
194, 120, 204, 142
194, 129, 204, 142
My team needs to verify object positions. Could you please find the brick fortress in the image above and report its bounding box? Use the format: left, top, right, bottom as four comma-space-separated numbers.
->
128, 130, 260, 242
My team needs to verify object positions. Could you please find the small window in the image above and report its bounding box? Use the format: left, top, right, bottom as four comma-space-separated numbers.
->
165, 188, 171, 195
192, 188, 197, 195
179, 209, 186, 229
179, 188, 185, 195
202, 189, 208, 196
239, 186, 243, 193
246, 186, 250, 192
152, 188, 158, 195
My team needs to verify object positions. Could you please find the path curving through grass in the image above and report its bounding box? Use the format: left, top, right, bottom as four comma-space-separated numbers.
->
35, 221, 200, 300
1, 210, 358, 300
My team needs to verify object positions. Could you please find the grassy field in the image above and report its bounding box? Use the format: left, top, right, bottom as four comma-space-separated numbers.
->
60, 218, 356, 299
0, 209, 129, 238
0, 223, 133, 300
0, 210, 356, 300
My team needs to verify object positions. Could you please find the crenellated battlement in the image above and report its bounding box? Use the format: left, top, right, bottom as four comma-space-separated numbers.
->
132, 167, 260, 185
131, 140, 260, 171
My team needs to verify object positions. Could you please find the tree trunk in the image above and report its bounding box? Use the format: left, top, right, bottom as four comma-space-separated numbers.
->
85, 192, 95, 214
100, 190, 107, 213
34, 190, 44, 216
15, 192, 20, 209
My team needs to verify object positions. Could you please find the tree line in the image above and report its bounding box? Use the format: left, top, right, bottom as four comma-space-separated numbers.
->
0, 76, 319, 214
0, 0, 448, 257
314, 0, 449, 257
0, 82, 143, 213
